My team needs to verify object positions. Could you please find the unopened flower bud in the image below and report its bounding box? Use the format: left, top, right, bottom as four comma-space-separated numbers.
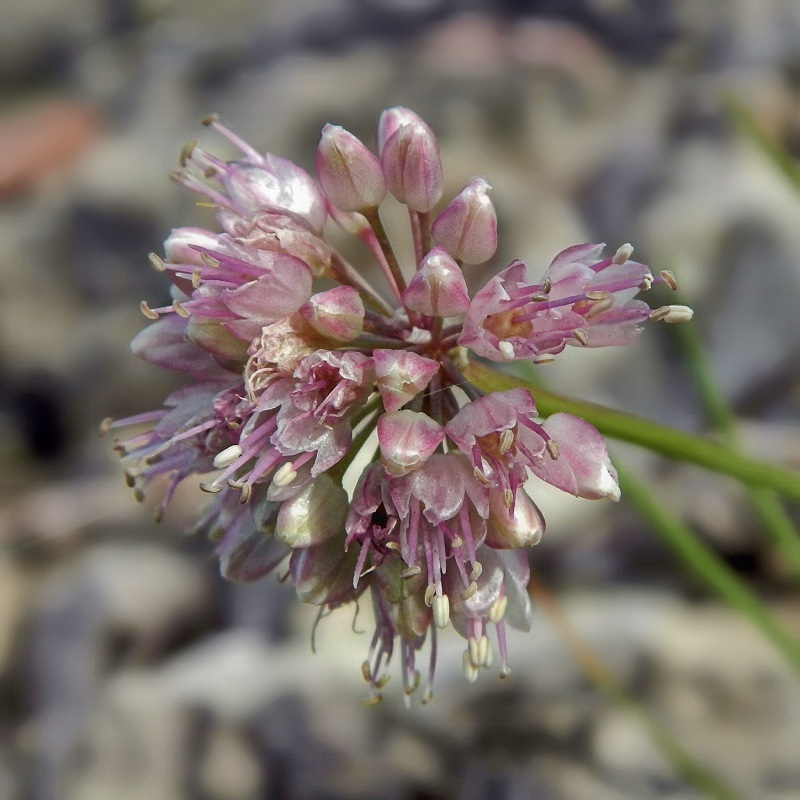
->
402, 246, 471, 317
299, 285, 364, 341
374, 350, 439, 413
276, 474, 348, 548
377, 106, 428, 154
316, 124, 386, 212
431, 177, 497, 264
381, 121, 444, 212
290, 532, 360, 606
485, 488, 545, 549
378, 410, 444, 476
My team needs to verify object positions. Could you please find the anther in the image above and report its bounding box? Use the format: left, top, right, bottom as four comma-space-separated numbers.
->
468, 637, 481, 668
361, 660, 372, 683
500, 666, 511, 679
172, 299, 190, 318
639, 274, 653, 291
148, 252, 166, 271
531, 292, 549, 302
133, 487, 145, 503
499, 429, 514, 455
192, 268, 202, 289
201, 253, 219, 268
204, 167, 218, 178
432, 594, 450, 629
498, 341, 515, 361
140, 300, 159, 320
208, 526, 225, 542
489, 596, 508, 624
478, 635, 491, 667
179, 138, 196, 167
649, 304, 693, 323
424, 584, 435, 607
612, 242, 634, 265
572, 329, 589, 347
199, 482, 223, 493
123, 471, 136, 488
273, 462, 297, 487
473, 466, 491, 486
98, 417, 114, 437
584, 297, 614, 317
374, 674, 391, 690
401, 566, 422, 580
546, 440, 560, 459
200, 112, 220, 127
503, 488, 513, 507
153, 505, 164, 524
470, 562, 482, 581
239, 483, 252, 504
364, 694, 383, 706
385, 541, 401, 551
451, 535, 464, 548
585, 290, 611, 301
463, 650, 479, 683
405, 670, 421, 695
213, 444, 242, 469
421, 687, 433, 704
532, 354, 556, 365
462, 581, 478, 601
541, 277, 552, 294
660, 269, 678, 290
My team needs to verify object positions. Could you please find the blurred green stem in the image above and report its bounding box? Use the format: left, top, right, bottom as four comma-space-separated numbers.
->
674, 318, 800, 581
530, 576, 748, 800
464, 360, 800, 501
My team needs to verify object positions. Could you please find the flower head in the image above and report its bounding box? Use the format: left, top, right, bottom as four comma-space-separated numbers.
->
105, 107, 690, 705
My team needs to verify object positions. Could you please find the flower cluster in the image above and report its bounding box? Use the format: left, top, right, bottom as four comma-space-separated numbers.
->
104, 108, 691, 704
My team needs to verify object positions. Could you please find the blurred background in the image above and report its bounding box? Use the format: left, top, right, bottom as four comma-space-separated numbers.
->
1, 0, 800, 798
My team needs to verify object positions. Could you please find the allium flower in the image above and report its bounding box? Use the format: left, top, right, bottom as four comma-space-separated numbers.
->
103, 105, 692, 705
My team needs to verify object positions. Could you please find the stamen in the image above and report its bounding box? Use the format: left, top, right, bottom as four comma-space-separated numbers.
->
583, 296, 614, 318
660, 269, 678, 290
179, 138, 197, 167
401, 566, 421, 579
468, 636, 480, 668
585, 290, 610, 301
462, 650, 479, 683
572, 329, 589, 346
489, 595, 508, 624
432, 593, 450, 629
546, 440, 560, 459
273, 462, 297, 487
361, 660, 372, 683
541, 277, 552, 294
364, 694, 383, 706
374, 674, 391, 690
200, 113, 220, 127
499, 429, 514, 455
532, 354, 556, 365
498, 341, 515, 361
612, 243, 633, 264
201, 253, 220, 268
461, 581, 478, 601
470, 562, 482, 581
192, 268, 203, 289
98, 417, 114, 437
478, 634, 491, 667
140, 300, 159, 320
213, 445, 243, 469
199, 482, 223, 493
424, 584, 435, 607
148, 253, 166, 271
172, 299, 190, 318
649, 304, 693, 323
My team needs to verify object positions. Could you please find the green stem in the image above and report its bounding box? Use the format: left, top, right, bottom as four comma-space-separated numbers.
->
364, 208, 408, 294
530, 576, 748, 800
674, 318, 800, 581
464, 360, 800, 501
617, 464, 800, 674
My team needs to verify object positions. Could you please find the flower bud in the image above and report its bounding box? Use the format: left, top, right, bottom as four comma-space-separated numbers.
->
431, 177, 497, 264
485, 488, 545, 549
381, 121, 444, 212
378, 410, 444, 477
377, 106, 428, 154
374, 350, 439, 413
298, 285, 364, 342
290, 532, 361, 606
402, 246, 471, 317
315, 124, 386, 212
275, 473, 348, 548
223, 156, 327, 233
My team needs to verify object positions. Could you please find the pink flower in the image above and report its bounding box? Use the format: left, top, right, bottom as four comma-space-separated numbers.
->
106, 109, 690, 704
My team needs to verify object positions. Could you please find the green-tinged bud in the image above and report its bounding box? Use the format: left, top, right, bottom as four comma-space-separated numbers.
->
485, 487, 545, 549
275, 473, 348, 548
186, 317, 249, 362
298, 285, 364, 342
290, 532, 361, 607
316, 124, 386, 212
376, 556, 426, 603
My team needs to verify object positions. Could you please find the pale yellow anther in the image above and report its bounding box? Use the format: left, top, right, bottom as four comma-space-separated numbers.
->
585, 297, 614, 317
424, 584, 436, 607
503, 488, 513, 507
489, 595, 508, 624
364, 694, 383, 706
200, 112, 220, 127
649, 304, 693, 323
532, 353, 556, 365
660, 269, 678, 290
401, 566, 422, 580
462, 650, 479, 683
172, 299, 190, 318
499, 429, 514, 455
140, 300, 159, 320
541, 277, 553, 294
148, 252, 166, 271
405, 670, 421, 695
385, 541, 401, 551
478, 635, 491, 667
199, 482, 223, 494
498, 341, 515, 361
192, 268, 203, 289
422, 687, 433, 704
572, 329, 589, 346
213, 444, 242, 469
98, 417, 113, 437
639, 274, 654, 291
546, 440, 560, 459
273, 462, 297, 488
612, 242, 634, 264
468, 636, 481, 668
201, 253, 220, 268
238, 483, 252, 504
361, 660, 372, 683
374, 674, 391, 690
531, 292, 549, 302
179, 138, 196, 166
473, 466, 491, 486
432, 594, 450, 629
585, 290, 611, 301
451, 535, 464, 548
462, 581, 478, 601
470, 561, 483, 581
